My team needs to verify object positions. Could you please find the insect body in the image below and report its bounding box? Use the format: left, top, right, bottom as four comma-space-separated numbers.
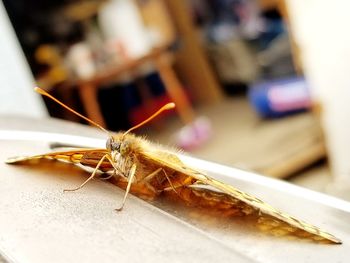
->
5, 87, 342, 244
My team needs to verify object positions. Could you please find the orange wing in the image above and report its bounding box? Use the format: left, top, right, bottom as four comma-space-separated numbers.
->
6, 148, 113, 172
140, 150, 342, 244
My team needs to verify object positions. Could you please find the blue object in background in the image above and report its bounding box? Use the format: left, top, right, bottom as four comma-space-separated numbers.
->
249, 77, 312, 118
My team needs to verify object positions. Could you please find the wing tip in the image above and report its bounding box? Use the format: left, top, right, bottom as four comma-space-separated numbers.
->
329, 236, 342, 245
5, 156, 30, 164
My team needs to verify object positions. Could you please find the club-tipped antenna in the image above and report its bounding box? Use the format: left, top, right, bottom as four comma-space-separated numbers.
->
35, 87, 110, 135
123, 102, 175, 137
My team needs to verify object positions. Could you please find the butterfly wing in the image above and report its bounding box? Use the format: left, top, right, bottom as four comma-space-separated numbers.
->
140, 150, 342, 244
6, 147, 341, 243
6, 149, 113, 172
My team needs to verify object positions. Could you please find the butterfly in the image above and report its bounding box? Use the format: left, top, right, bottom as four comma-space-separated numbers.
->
6, 87, 342, 244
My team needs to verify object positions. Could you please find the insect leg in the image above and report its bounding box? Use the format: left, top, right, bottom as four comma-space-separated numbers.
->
163, 174, 196, 191
106, 155, 118, 171
99, 172, 115, 180
115, 164, 137, 211
160, 169, 179, 194
64, 154, 109, 192
142, 168, 179, 195
143, 168, 162, 182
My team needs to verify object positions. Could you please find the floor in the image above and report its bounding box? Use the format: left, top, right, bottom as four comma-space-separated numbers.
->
145, 96, 333, 194
289, 161, 331, 192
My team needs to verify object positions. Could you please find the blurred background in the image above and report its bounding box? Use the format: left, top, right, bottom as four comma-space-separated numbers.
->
1, 0, 349, 200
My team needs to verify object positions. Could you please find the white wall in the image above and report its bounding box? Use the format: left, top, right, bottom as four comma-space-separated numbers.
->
0, 1, 46, 117
286, 1, 350, 179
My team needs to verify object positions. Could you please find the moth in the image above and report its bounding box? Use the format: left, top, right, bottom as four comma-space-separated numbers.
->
6, 87, 341, 244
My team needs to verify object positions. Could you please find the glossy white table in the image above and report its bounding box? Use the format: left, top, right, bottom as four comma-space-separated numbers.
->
0, 117, 349, 262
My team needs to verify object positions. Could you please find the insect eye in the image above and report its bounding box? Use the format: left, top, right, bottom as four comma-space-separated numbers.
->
106, 138, 121, 152
106, 137, 113, 150
111, 142, 121, 152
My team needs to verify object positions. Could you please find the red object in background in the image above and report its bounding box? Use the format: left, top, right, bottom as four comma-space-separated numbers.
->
128, 94, 174, 126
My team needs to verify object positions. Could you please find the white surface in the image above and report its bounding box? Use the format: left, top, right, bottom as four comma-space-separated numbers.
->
0, 140, 249, 263
285, 1, 350, 179
1, 130, 350, 214
0, 127, 349, 262
0, 2, 46, 117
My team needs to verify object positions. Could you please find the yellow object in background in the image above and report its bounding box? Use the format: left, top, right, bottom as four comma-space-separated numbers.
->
35, 45, 68, 88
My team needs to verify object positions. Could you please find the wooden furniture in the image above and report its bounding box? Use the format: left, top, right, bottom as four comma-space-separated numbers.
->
42, 0, 223, 128
148, 98, 327, 179
165, 0, 223, 104
67, 45, 195, 128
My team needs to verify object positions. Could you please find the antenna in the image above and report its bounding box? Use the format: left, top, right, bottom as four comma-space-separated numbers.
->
35, 87, 110, 134
123, 102, 175, 136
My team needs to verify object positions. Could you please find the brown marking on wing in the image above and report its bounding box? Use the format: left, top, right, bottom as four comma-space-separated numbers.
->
196, 176, 342, 244
79, 150, 113, 171
140, 150, 342, 244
